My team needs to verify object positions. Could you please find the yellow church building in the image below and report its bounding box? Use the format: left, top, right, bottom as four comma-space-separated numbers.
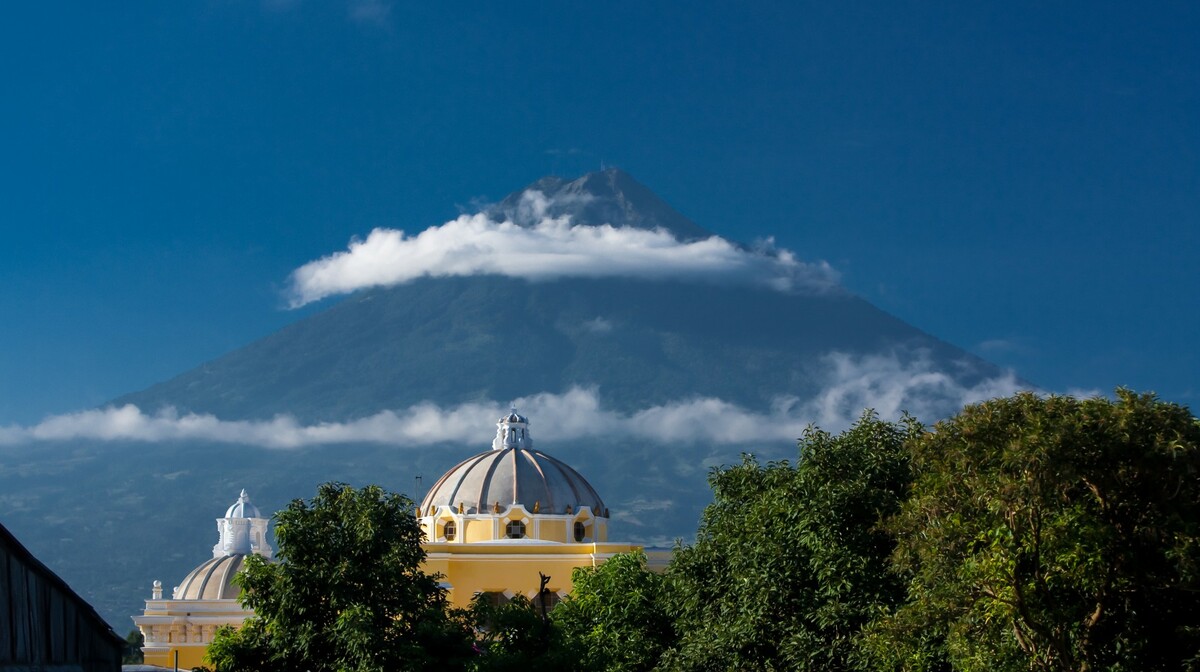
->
134, 410, 668, 668
133, 489, 274, 669
418, 410, 667, 610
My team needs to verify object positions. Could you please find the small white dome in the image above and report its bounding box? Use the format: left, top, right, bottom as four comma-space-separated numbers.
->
224, 489, 262, 519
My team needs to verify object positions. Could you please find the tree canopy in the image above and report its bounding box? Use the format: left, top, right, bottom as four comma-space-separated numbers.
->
661, 412, 919, 671
870, 390, 1200, 672
553, 550, 675, 672
206, 482, 474, 672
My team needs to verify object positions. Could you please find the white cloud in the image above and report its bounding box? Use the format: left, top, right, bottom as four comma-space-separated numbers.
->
581, 317, 613, 333
285, 190, 839, 307
0, 351, 1026, 449
803, 351, 1024, 429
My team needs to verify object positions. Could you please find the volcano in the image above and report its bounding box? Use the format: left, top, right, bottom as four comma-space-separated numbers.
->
1, 169, 1016, 628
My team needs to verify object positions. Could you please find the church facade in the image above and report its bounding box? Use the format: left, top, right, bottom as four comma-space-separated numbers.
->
134, 411, 667, 667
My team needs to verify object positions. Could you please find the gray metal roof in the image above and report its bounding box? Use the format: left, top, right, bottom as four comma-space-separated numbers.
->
421, 447, 606, 515
175, 554, 246, 600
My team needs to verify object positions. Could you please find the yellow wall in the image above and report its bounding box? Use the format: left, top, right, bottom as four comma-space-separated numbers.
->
136, 601, 251, 670
414, 506, 642, 608
423, 541, 642, 609
464, 518, 494, 542
536, 519, 566, 541
145, 645, 208, 670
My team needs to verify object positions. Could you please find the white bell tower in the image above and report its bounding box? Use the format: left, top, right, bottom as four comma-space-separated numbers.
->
213, 489, 274, 559
492, 409, 532, 450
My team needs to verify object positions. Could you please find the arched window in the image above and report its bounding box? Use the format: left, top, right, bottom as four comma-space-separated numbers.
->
474, 591, 512, 631
478, 591, 510, 609
443, 520, 456, 541
532, 590, 564, 613
505, 520, 526, 539
574, 521, 586, 542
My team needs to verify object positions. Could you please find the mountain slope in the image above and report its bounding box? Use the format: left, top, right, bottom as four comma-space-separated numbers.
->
118, 168, 999, 421
115, 275, 991, 422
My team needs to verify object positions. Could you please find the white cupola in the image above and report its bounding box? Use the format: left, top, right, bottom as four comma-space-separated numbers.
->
213, 489, 273, 559
492, 409, 532, 450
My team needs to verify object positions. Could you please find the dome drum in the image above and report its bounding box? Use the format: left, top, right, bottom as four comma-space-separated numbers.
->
422, 502, 606, 544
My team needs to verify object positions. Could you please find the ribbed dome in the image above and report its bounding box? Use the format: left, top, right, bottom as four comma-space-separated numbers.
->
174, 554, 249, 600
421, 447, 606, 516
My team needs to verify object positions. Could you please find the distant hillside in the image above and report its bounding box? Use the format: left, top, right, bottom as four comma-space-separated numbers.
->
114, 275, 991, 423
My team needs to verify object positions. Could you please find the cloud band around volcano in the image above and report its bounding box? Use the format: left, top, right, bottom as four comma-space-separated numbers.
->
0, 351, 1025, 449
286, 191, 838, 307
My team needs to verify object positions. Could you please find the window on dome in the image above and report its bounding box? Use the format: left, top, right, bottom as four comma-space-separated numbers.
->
443, 520, 456, 541
505, 520, 526, 539
574, 521, 586, 542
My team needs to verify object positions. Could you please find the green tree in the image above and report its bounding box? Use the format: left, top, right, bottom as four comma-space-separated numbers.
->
661, 412, 919, 671
870, 391, 1200, 672
468, 593, 579, 672
122, 628, 145, 664
206, 482, 475, 672
551, 550, 675, 671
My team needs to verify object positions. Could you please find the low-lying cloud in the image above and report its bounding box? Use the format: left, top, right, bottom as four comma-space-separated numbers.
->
286, 190, 838, 307
0, 351, 1026, 449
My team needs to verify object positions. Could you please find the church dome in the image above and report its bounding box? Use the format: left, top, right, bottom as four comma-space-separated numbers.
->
421, 411, 606, 516
174, 554, 248, 600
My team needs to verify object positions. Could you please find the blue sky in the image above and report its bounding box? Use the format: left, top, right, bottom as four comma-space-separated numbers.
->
1, 1, 1196, 424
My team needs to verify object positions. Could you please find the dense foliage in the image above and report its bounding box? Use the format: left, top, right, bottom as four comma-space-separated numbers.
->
463, 552, 673, 671
661, 413, 918, 671
554, 551, 676, 671
869, 391, 1200, 672
467, 593, 579, 672
206, 482, 475, 672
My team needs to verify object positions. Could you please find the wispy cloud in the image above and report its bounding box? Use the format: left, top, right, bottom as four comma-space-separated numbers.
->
260, 0, 393, 28
580, 317, 613, 334
285, 190, 839, 307
0, 351, 1025, 449
348, 0, 392, 26
804, 351, 1024, 428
